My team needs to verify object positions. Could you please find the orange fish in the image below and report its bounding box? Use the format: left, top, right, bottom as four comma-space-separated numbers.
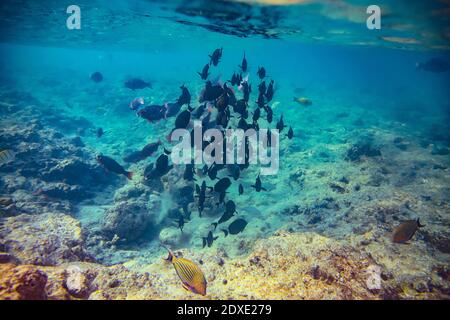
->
165, 248, 207, 296
392, 218, 425, 243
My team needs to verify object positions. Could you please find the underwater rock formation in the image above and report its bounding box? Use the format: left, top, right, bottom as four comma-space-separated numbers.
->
0, 213, 89, 266
0, 231, 448, 300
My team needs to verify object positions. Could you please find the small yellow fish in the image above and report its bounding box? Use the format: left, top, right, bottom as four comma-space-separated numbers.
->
165, 248, 207, 296
293, 97, 312, 106
0, 149, 14, 165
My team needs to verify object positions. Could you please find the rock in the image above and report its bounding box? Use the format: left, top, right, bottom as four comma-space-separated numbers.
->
63, 265, 92, 298
0, 213, 88, 265
345, 142, 381, 162
0, 264, 48, 300
102, 201, 154, 242
159, 227, 189, 248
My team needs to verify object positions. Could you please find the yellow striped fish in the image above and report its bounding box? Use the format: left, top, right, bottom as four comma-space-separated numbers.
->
0, 149, 14, 166
165, 249, 207, 296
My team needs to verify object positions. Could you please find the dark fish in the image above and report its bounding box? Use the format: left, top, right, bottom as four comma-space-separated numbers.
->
209, 48, 223, 66
276, 115, 287, 132
125, 78, 152, 90
212, 201, 236, 228
251, 174, 267, 192
123, 140, 161, 163
165, 248, 207, 296
257, 66, 266, 79
258, 81, 266, 96
241, 81, 251, 102
200, 81, 224, 102
196, 181, 207, 217
392, 219, 425, 243
198, 63, 210, 80
193, 103, 207, 119
202, 231, 219, 248
264, 105, 273, 123
238, 183, 244, 195
96, 155, 133, 180
90, 71, 103, 83
222, 218, 247, 236
256, 93, 265, 109
174, 108, 192, 130
225, 200, 236, 215
214, 177, 231, 194
96, 127, 105, 138
287, 126, 294, 139
177, 213, 186, 232
265, 80, 274, 102
234, 99, 248, 119
227, 164, 240, 181
239, 52, 248, 72
137, 104, 167, 122
177, 85, 191, 106
229, 72, 240, 86
416, 58, 450, 73
252, 107, 261, 123
165, 102, 182, 118
183, 164, 195, 181
208, 164, 218, 180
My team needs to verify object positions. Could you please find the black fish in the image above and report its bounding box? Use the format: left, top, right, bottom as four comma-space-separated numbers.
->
202, 231, 218, 248
214, 177, 231, 194
177, 213, 186, 232
200, 81, 224, 102
227, 164, 240, 181
276, 115, 287, 132
96, 127, 105, 138
238, 184, 244, 195
196, 181, 207, 217
183, 163, 195, 181
208, 164, 219, 180
174, 108, 192, 130
193, 104, 207, 119
198, 63, 210, 80
225, 200, 236, 215
287, 126, 294, 139
263, 106, 272, 124
251, 174, 267, 192
239, 52, 248, 72
97, 155, 133, 180
209, 48, 223, 66
258, 81, 266, 96
222, 218, 247, 236
229, 73, 240, 86
265, 80, 274, 102
242, 81, 251, 102
123, 140, 161, 163
252, 107, 261, 123
233, 99, 248, 118
256, 93, 265, 109
165, 102, 182, 118
137, 104, 167, 122
125, 78, 151, 90
155, 153, 171, 174
177, 85, 191, 106
90, 72, 103, 83
257, 67, 266, 79
416, 58, 450, 73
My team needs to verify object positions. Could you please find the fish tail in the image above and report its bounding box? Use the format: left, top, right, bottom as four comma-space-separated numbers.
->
126, 171, 134, 180
202, 238, 207, 248
417, 218, 425, 228
221, 229, 228, 237
211, 222, 218, 230
162, 245, 174, 262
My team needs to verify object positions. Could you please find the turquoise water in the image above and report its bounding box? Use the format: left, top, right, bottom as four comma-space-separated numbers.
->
0, 0, 449, 278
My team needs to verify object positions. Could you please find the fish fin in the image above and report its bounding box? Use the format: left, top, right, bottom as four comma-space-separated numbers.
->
162, 245, 174, 262
214, 236, 219, 241
126, 171, 134, 180
202, 238, 206, 248
261, 187, 267, 191
417, 218, 425, 228
211, 222, 218, 230
164, 148, 171, 155
221, 229, 228, 237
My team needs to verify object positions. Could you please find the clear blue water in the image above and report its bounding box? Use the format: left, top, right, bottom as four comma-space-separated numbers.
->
0, 1, 449, 274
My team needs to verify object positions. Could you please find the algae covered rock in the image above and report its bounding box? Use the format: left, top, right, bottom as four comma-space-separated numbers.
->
0, 213, 88, 266
0, 264, 48, 300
